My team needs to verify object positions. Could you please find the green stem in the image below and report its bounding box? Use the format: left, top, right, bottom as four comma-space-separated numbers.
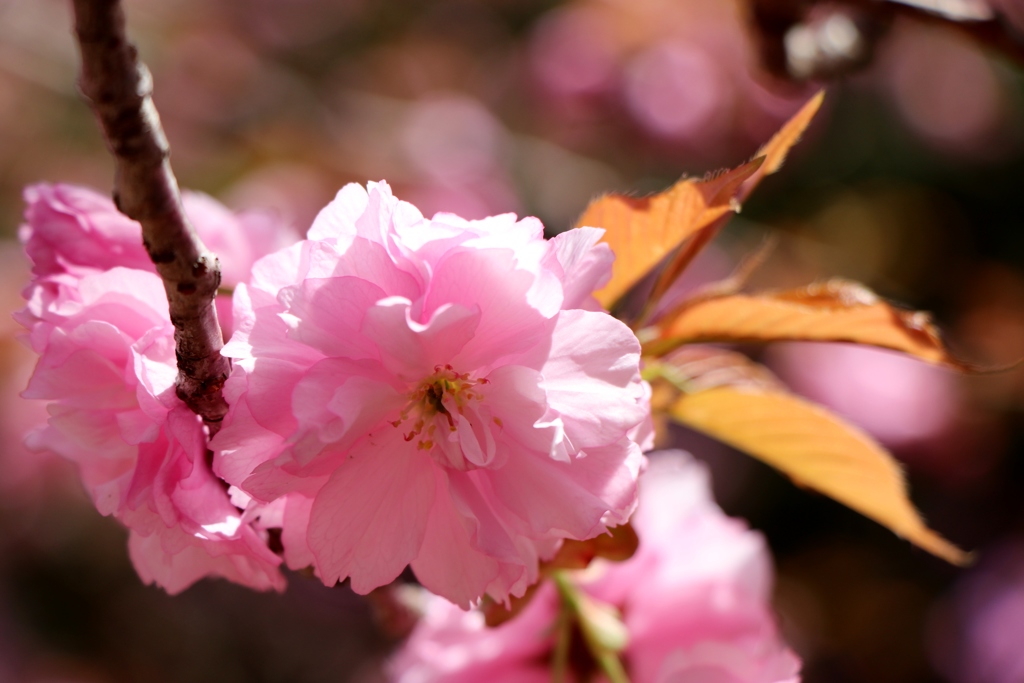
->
640, 360, 696, 394
550, 572, 631, 683
551, 610, 572, 683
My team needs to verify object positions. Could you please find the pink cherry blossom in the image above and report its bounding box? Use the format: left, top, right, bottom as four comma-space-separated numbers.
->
16, 184, 297, 593
213, 181, 648, 606
19, 183, 298, 338
389, 451, 801, 683
19, 183, 296, 287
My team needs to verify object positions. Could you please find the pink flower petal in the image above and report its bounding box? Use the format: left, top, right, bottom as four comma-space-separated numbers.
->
542, 309, 646, 448
362, 298, 481, 380
411, 467, 502, 609
427, 247, 555, 371
546, 227, 613, 311
308, 429, 436, 592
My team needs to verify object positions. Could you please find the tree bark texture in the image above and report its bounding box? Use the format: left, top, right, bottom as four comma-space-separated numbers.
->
71, 0, 230, 430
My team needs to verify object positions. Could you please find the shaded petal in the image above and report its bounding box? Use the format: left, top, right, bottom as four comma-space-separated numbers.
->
21, 183, 153, 277
362, 297, 480, 380
329, 235, 422, 297
24, 332, 136, 410
449, 471, 526, 564
426, 248, 554, 371
309, 430, 436, 592
283, 276, 389, 360
291, 357, 405, 462
411, 468, 501, 609
211, 389, 287, 486
481, 364, 564, 461
487, 439, 642, 539
242, 459, 331, 502
282, 493, 315, 571
128, 523, 284, 595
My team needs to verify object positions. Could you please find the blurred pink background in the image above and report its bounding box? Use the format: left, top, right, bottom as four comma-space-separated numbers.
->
0, 0, 1023, 681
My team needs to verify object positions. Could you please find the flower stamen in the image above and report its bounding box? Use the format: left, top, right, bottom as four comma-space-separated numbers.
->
392, 364, 486, 451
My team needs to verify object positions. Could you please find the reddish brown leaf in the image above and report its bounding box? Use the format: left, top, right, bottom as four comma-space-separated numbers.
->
648, 279, 969, 368
546, 523, 640, 570
576, 159, 762, 309
575, 92, 824, 311
483, 581, 541, 627
650, 91, 825, 304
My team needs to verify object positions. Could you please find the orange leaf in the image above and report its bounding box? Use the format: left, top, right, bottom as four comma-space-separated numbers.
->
669, 387, 969, 564
657, 346, 787, 394
739, 90, 825, 203
653, 91, 823, 300
576, 91, 824, 310
649, 279, 969, 368
576, 159, 762, 309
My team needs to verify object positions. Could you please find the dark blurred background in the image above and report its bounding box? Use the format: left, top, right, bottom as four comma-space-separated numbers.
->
1, 1, 1023, 681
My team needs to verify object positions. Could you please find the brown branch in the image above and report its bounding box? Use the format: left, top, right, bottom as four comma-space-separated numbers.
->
71, 0, 230, 431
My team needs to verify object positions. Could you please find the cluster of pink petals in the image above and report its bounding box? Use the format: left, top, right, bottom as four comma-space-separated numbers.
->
389, 451, 802, 683
16, 183, 296, 593
213, 181, 650, 606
